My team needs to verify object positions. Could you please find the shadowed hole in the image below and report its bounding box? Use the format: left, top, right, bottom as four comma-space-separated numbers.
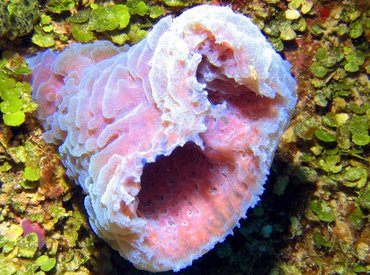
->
137, 142, 217, 225
195, 36, 281, 120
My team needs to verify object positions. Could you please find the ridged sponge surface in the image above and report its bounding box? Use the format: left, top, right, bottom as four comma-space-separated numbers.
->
27, 5, 297, 272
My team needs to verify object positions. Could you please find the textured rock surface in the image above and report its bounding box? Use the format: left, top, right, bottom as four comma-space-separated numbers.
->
27, 5, 297, 272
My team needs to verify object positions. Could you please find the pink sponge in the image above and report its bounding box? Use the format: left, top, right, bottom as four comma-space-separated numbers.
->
27, 5, 296, 272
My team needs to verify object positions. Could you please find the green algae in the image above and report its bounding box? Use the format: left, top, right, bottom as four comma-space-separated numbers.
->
46, 0, 76, 14
289, 216, 303, 238
29, 1, 169, 48
18, 233, 39, 258
71, 24, 94, 43
0, 98, 110, 273
0, 52, 37, 127
314, 128, 337, 142
89, 4, 131, 32
32, 34, 56, 48
0, 0, 39, 41
313, 232, 332, 249
23, 166, 40, 182
309, 200, 335, 222
163, 0, 190, 7
35, 255, 56, 272
273, 175, 289, 195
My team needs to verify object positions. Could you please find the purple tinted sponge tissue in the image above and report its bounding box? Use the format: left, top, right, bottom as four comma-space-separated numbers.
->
27, 5, 297, 272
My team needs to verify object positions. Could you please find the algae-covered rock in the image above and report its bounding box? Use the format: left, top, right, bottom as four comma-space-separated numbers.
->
0, 0, 39, 40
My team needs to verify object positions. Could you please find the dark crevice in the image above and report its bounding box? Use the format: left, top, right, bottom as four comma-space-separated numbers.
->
137, 142, 214, 224
196, 56, 281, 122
